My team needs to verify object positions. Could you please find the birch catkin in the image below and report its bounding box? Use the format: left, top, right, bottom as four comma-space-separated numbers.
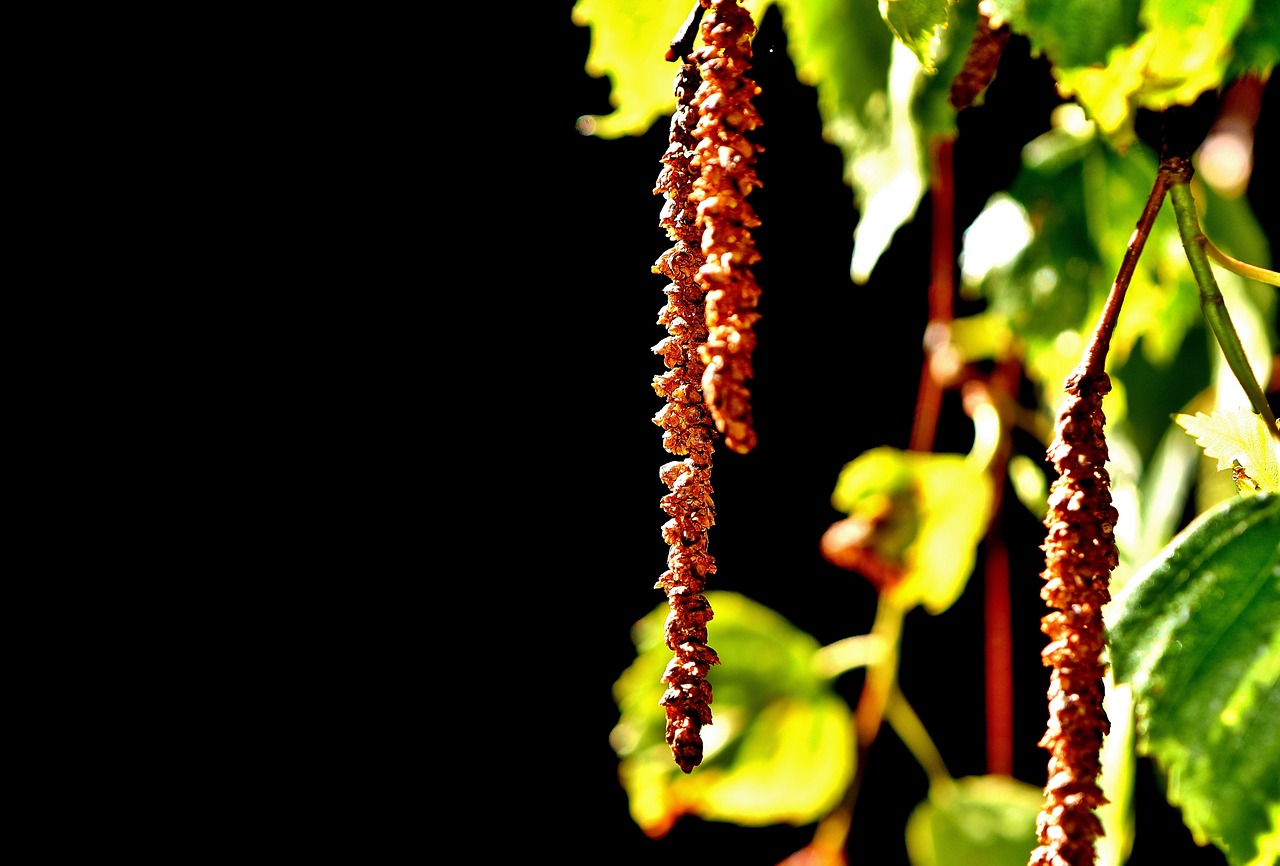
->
1029, 367, 1116, 866
691, 0, 762, 456
650, 0, 763, 774
652, 56, 721, 775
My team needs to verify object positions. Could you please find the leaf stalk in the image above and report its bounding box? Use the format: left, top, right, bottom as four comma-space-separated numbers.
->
1165, 174, 1280, 442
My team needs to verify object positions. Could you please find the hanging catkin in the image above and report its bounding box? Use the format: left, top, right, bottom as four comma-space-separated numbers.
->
690, 0, 762, 456
648, 0, 763, 774
1029, 366, 1115, 866
651, 53, 721, 774
949, 6, 1010, 110
1026, 160, 1175, 865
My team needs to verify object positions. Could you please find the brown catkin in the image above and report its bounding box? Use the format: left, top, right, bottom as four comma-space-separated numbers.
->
652, 57, 721, 774
1029, 367, 1117, 866
690, 0, 763, 455
949, 8, 1010, 109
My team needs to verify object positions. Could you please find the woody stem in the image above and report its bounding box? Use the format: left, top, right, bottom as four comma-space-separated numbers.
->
1080, 165, 1171, 377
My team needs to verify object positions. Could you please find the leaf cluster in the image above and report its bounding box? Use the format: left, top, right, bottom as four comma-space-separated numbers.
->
577, 2, 1280, 864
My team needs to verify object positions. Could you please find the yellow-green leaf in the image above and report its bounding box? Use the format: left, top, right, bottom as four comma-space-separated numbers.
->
1138, 0, 1254, 110
831, 447, 993, 614
1098, 680, 1138, 866
984, 0, 1264, 147
1176, 407, 1280, 492
611, 591, 854, 838
572, 0, 768, 138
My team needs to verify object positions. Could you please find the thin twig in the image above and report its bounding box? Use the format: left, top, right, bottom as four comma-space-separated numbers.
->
1081, 168, 1172, 376
910, 135, 957, 452
665, 0, 707, 62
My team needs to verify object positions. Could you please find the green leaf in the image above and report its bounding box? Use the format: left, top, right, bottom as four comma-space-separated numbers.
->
878, 0, 955, 72
777, 0, 975, 281
904, 775, 1045, 866
1131, 0, 1255, 111
611, 591, 854, 838
846, 39, 928, 282
1230, 0, 1280, 77
987, 0, 1141, 66
962, 119, 1202, 427
830, 447, 992, 614
1107, 492, 1280, 866
775, 0, 893, 133
985, 0, 1276, 148
846, 0, 976, 279
771, 0, 916, 282
911, 0, 978, 137
1176, 408, 1280, 492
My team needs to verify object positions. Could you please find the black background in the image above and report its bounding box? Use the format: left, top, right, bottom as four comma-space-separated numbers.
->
536, 3, 1277, 864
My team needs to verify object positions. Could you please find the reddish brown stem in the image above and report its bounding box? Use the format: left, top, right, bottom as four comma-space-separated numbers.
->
978, 360, 1019, 776
910, 136, 957, 452
1082, 170, 1171, 375
984, 534, 1013, 775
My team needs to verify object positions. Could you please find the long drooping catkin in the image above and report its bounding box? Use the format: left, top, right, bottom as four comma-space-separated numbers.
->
650, 0, 763, 774
1028, 161, 1172, 866
1029, 367, 1115, 866
949, 7, 1010, 110
651, 56, 721, 775
690, 0, 762, 456
648, 0, 763, 774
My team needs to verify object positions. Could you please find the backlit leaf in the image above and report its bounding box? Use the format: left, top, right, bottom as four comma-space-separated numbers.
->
847, 40, 928, 283
571, 0, 768, 138
1176, 408, 1280, 492
878, 0, 955, 73
831, 447, 992, 614
1097, 680, 1138, 866
611, 591, 854, 838
984, 0, 1140, 68
984, 0, 1272, 146
772, 0, 915, 282
904, 775, 1044, 866
1136, 0, 1254, 111
1107, 492, 1280, 866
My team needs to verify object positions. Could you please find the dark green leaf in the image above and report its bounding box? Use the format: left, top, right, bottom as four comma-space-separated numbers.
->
1230, 0, 1280, 77
1107, 492, 1280, 866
